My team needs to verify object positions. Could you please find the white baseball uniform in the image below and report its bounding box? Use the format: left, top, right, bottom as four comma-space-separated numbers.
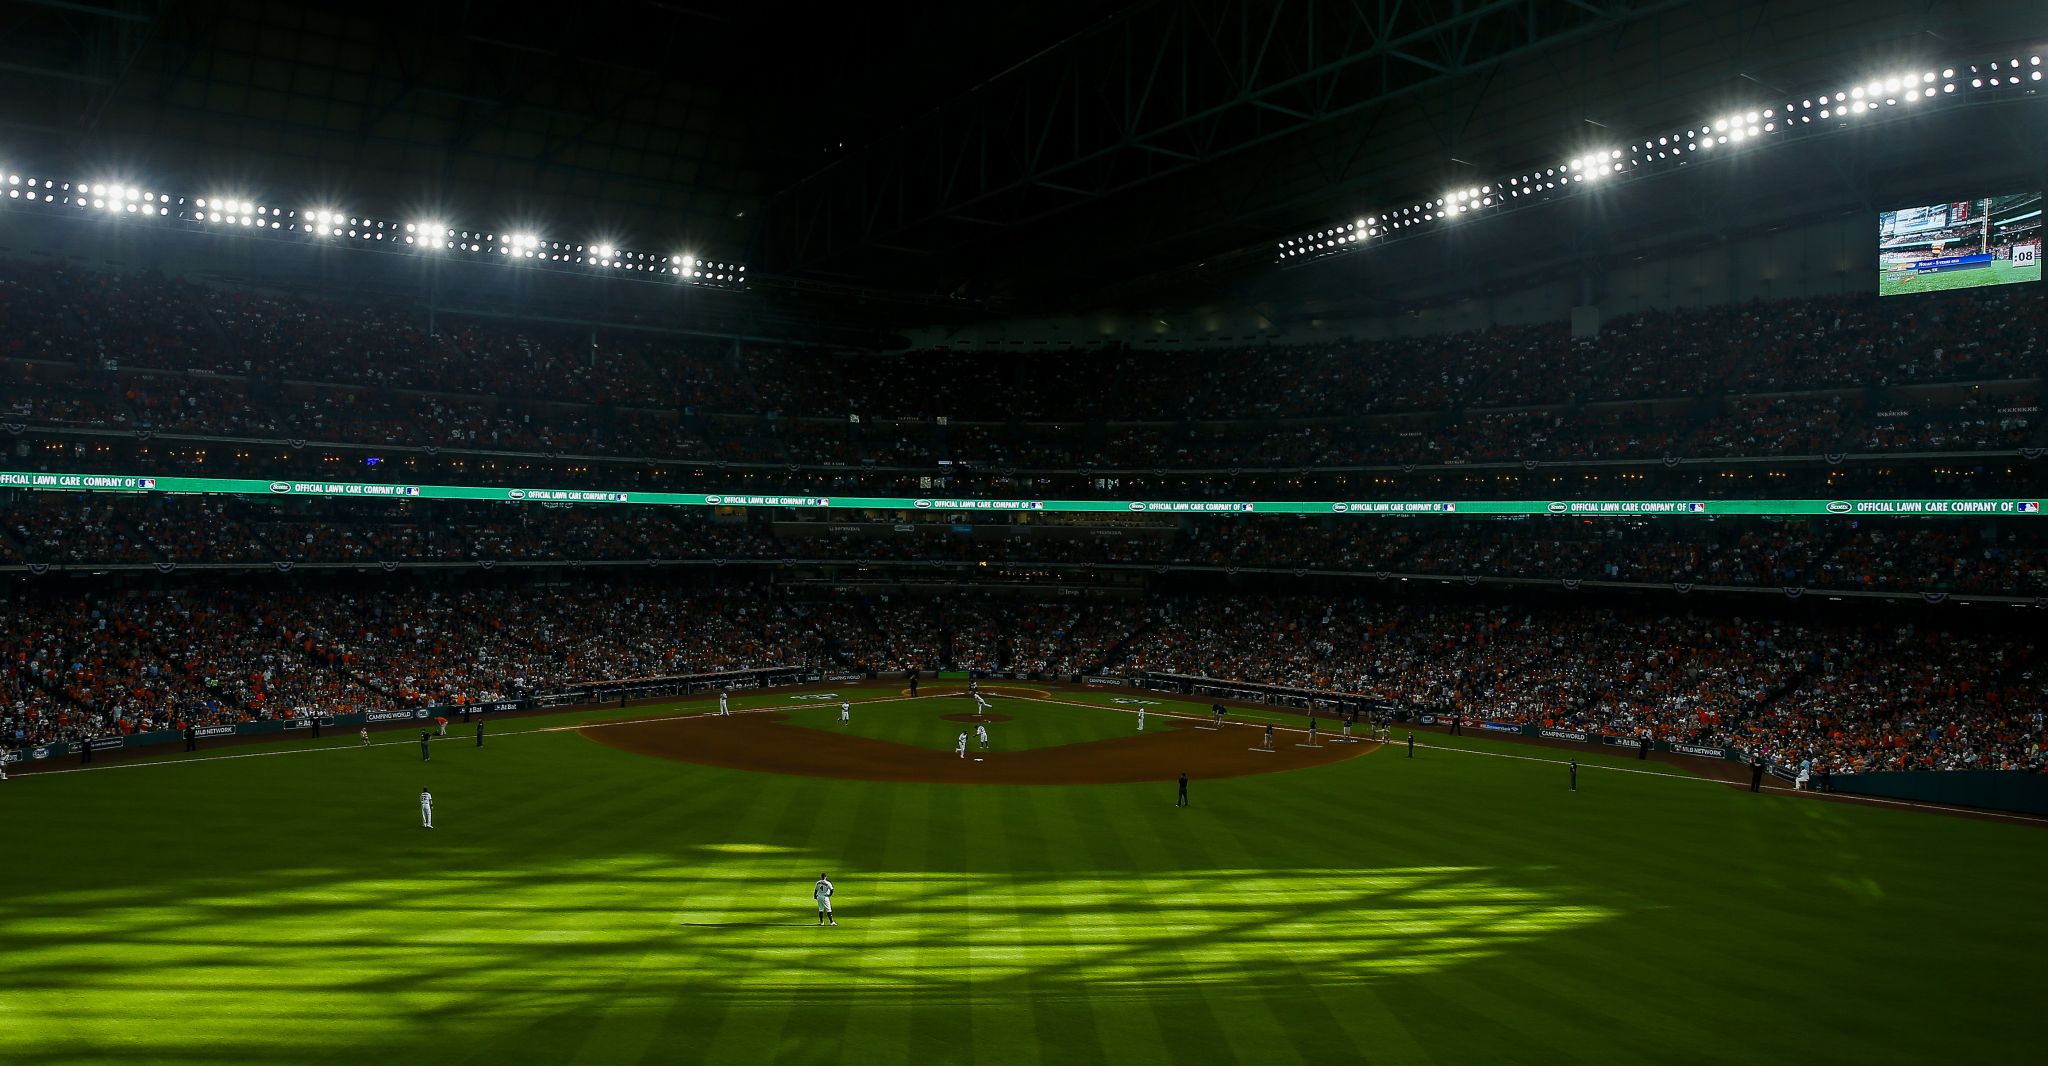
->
814, 877, 836, 924
420, 790, 434, 828
1137, 708, 1146, 731
975, 724, 989, 748
956, 732, 968, 758
719, 693, 729, 716
839, 702, 851, 723
973, 694, 992, 712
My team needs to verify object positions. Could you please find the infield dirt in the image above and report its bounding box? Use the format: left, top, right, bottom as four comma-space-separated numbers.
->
581, 708, 1372, 785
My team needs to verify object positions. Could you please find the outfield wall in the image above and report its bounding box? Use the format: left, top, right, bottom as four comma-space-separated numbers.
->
0, 666, 829, 769
1826, 769, 2048, 817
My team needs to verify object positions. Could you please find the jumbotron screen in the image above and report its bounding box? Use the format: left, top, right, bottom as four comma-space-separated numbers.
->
1878, 192, 2041, 296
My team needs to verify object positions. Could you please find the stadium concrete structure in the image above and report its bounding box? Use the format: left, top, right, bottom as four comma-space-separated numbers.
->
1, 3, 2043, 1063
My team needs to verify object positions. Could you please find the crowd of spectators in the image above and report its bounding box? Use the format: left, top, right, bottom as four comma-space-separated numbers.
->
4, 493, 2048, 597
6, 495, 2039, 597
3, 262, 2041, 485
2, 581, 2039, 776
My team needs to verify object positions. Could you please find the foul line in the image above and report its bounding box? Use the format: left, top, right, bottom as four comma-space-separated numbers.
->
1407, 738, 2048, 826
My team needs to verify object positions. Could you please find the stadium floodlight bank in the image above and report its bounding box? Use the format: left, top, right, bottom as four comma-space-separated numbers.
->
1276, 49, 2046, 264
0, 177, 745, 288
1, 470, 2040, 518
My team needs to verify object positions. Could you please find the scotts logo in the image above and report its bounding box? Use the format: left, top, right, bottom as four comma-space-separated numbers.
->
1129, 502, 1146, 511
1826, 501, 1851, 514
1547, 501, 1567, 514
914, 499, 933, 508
1332, 503, 1349, 512
508, 489, 527, 500
269, 482, 291, 493
705, 495, 722, 504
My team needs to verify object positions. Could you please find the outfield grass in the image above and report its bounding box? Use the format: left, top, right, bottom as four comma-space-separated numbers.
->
1877, 258, 2039, 295
4, 688, 2039, 1064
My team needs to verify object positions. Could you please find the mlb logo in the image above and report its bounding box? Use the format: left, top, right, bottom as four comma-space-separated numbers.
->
138, 478, 157, 489
2021, 501, 2041, 513
403, 487, 420, 496
1685, 502, 1707, 513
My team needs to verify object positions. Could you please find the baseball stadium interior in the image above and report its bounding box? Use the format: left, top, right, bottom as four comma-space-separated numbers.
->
2, 1, 2043, 1062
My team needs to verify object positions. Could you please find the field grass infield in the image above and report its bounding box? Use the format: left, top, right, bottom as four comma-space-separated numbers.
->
4, 683, 2040, 1064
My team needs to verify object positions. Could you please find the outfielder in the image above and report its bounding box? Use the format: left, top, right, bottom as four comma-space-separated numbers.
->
975, 723, 990, 749
814, 873, 837, 926
956, 732, 969, 758
420, 788, 434, 829
360, 726, 370, 747
839, 701, 851, 723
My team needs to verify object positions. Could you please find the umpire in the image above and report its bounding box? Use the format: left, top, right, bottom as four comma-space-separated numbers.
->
420, 729, 432, 762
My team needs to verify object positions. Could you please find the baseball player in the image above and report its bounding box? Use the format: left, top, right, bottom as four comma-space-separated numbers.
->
975, 723, 990, 749
360, 726, 370, 747
1307, 714, 1318, 744
420, 788, 434, 829
814, 873, 837, 926
718, 690, 730, 716
419, 729, 431, 761
955, 732, 969, 758
1, 755, 9, 782
972, 692, 993, 715
1343, 712, 1355, 740
839, 701, 851, 724
1212, 703, 1225, 728
1262, 723, 1275, 750
1137, 706, 1146, 731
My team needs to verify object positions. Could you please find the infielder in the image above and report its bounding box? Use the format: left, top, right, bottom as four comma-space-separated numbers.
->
1137, 707, 1146, 731
956, 732, 969, 758
360, 727, 370, 747
420, 788, 434, 829
718, 690, 730, 716
814, 873, 837, 926
975, 723, 990, 749
972, 692, 993, 715
839, 701, 851, 724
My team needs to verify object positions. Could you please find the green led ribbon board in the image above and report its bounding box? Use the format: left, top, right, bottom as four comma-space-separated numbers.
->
0, 471, 2040, 517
